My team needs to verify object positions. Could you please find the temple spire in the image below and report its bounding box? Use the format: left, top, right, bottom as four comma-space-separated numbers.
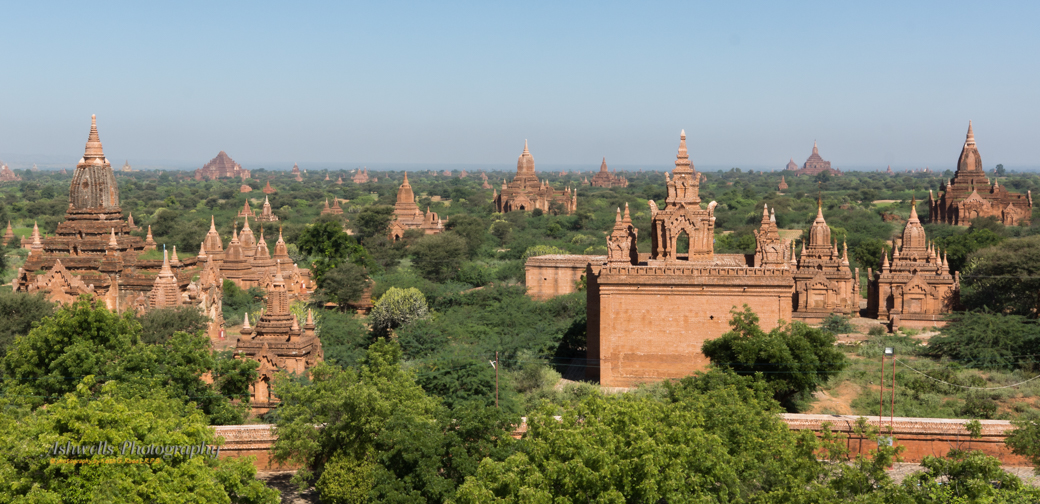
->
966, 120, 975, 145
674, 129, 692, 172
84, 114, 104, 159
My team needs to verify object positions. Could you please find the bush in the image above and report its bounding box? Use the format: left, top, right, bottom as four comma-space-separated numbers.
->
702, 305, 848, 410
370, 287, 429, 336
820, 314, 856, 334
928, 310, 1040, 370
138, 306, 211, 344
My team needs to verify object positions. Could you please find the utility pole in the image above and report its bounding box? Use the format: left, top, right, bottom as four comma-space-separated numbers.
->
490, 352, 499, 408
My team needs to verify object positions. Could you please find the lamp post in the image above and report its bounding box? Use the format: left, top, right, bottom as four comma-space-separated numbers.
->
880, 347, 894, 428
489, 352, 499, 408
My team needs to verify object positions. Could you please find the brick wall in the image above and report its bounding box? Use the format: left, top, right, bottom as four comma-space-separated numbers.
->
214, 415, 1030, 470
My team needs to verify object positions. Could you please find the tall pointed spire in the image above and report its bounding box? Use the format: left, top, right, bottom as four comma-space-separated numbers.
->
966, 120, 975, 146
84, 114, 105, 159
674, 129, 692, 172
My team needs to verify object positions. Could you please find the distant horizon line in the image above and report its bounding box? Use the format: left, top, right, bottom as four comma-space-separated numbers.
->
3, 162, 1037, 174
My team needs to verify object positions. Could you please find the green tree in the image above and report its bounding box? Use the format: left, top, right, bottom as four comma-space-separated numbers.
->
370, 287, 429, 336
137, 305, 212, 344
411, 232, 467, 282
352, 205, 395, 243
454, 373, 826, 503
0, 377, 278, 504
960, 235, 1040, 315
701, 305, 848, 409
316, 262, 370, 307
0, 290, 54, 356
928, 310, 1040, 370
520, 244, 567, 264
444, 214, 487, 258
272, 340, 438, 491
2, 297, 252, 424
298, 220, 373, 284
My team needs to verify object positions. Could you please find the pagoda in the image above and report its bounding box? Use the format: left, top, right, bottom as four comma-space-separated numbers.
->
387, 173, 444, 240
257, 195, 279, 222
16, 116, 218, 323
787, 142, 842, 176
195, 151, 249, 180
791, 201, 858, 321
494, 141, 577, 215
590, 158, 628, 188
262, 180, 275, 194
291, 162, 302, 182
929, 122, 1032, 226
585, 130, 795, 387
0, 163, 21, 182
868, 200, 959, 325
235, 262, 323, 415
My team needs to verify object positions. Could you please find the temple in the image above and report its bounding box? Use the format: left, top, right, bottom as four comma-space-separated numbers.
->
778, 175, 788, 191
791, 201, 859, 322
320, 198, 344, 215
494, 141, 577, 215
15, 116, 224, 339
585, 131, 796, 387
121, 160, 133, 172
262, 180, 275, 194
195, 151, 250, 180
590, 158, 628, 188
291, 163, 302, 182
0, 162, 21, 182
387, 173, 444, 240
235, 262, 323, 415
787, 142, 842, 176
929, 122, 1032, 226
868, 200, 958, 326
257, 196, 279, 222
351, 168, 370, 184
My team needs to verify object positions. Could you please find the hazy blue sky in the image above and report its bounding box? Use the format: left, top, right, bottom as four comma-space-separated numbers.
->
2, 1, 1038, 171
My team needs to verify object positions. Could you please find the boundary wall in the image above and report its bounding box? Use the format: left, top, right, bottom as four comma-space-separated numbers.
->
213, 414, 1032, 470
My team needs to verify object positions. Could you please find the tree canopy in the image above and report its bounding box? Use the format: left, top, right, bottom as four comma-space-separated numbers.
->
701, 305, 848, 408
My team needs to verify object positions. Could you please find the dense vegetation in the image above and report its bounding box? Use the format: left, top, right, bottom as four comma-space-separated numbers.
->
3, 166, 1040, 501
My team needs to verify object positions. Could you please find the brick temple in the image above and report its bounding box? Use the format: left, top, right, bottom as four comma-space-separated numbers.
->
494, 141, 577, 215
195, 151, 250, 180
586, 130, 796, 387
15, 115, 224, 338
928, 122, 1032, 226
590, 158, 628, 188
791, 201, 859, 322
387, 172, 444, 240
235, 262, 323, 415
868, 200, 958, 326
787, 142, 842, 177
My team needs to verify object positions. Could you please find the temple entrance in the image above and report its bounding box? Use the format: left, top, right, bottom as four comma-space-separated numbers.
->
676, 231, 689, 257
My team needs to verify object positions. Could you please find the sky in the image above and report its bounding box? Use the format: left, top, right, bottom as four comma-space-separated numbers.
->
1, 1, 1039, 172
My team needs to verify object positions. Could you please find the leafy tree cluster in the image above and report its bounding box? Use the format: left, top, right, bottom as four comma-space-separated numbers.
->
702, 305, 848, 409
1, 296, 257, 425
